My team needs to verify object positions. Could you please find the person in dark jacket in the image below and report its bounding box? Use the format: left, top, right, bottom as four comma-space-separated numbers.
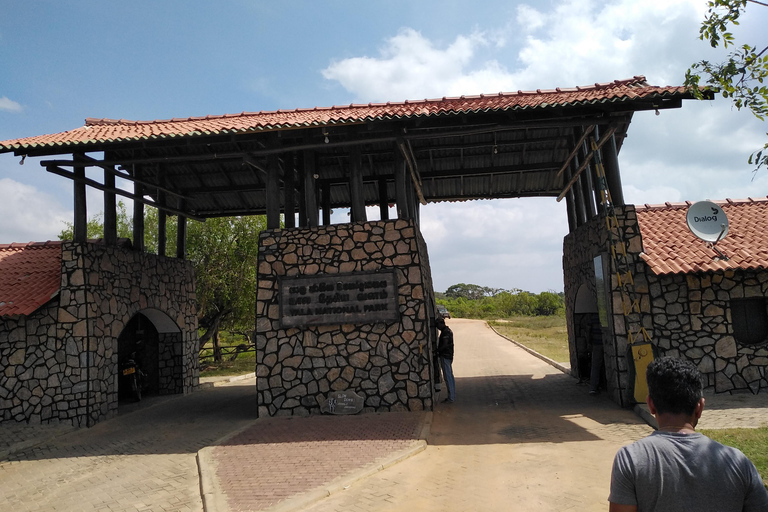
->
435, 316, 455, 403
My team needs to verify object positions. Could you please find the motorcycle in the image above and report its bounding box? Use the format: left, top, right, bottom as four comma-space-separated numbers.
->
121, 353, 146, 401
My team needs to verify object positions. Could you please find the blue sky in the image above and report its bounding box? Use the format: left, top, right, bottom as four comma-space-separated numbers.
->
1, 0, 767, 293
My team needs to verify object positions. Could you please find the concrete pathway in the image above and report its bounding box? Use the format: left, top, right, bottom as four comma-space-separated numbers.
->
0, 380, 259, 512
1, 318, 766, 512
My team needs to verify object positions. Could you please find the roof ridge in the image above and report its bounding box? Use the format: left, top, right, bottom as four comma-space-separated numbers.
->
635, 196, 768, 212
81, 76, 651, 126
0, 240, 63, 250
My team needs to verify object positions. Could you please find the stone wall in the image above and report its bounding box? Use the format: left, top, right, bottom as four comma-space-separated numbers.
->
563, 206, 651, 407
565, 205, 768, 404
0, 241, 198, 426
648, 270, 768, 393
255, 220, 437, 417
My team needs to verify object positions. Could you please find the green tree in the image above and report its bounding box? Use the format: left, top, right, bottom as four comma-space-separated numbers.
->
685, 0, 768, 170
186, 216, 267, 362
445, 283, 497, 300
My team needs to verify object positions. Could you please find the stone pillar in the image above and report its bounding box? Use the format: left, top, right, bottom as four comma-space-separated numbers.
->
255, 219, 437, 417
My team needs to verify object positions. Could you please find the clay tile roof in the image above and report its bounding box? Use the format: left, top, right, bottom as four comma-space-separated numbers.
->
0, 241, 62, 318
635, 197, 768, 275
0, 76, 687, 152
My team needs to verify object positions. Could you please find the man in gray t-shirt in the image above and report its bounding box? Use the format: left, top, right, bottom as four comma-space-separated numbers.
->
609, 357, 768, 512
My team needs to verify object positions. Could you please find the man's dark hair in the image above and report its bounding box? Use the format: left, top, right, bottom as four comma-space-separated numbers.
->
646, 356, 703, 416
435, 317, 446, 329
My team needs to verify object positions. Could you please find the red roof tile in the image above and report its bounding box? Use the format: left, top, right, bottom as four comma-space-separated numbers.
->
0, 241, 62, 317
635, 198, 768, 275
0, 76, 687, 152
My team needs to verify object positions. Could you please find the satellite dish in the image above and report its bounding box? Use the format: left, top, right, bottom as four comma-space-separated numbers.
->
686, 200, 729, 243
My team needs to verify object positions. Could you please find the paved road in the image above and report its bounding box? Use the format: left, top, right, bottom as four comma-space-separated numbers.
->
2, 318, 766, 512
0, 380, 259, 512
299, 319, 652, 512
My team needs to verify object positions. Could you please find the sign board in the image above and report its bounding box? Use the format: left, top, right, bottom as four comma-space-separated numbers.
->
319, 390, 365, 414
686, 201, 729, 243
279, 271, 398, 327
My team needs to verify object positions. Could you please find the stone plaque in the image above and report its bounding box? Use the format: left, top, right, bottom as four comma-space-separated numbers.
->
279, 271, 398, 327
319, 390, 365, 415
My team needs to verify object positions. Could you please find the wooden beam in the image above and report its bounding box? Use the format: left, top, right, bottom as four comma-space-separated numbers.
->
556, 126, 616, 202
397, 138, 427, 205
555, 125, 594, 179
580, 137, 597, 219
45, 165, 205, 221
43, 154, 189, 201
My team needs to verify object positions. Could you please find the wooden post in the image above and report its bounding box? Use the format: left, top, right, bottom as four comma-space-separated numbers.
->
158, 191, 167, 257
579, 137, 597, 219
303, 150, 318, 227
176, 205, 187, 260
322, 182, 332, 225
284, 154, 296, 228
394, 149, 410, 220
570, 159, 587, 226
378, 178, 389, 220
73, 152, 87, 243
577, 143, 595, 220
565, 186, 577, 233
266, 151, 281, 230
603, 133, 625, 206
133, 170, 144, 252
349, 147, 367, 222
103, 160, 117, 246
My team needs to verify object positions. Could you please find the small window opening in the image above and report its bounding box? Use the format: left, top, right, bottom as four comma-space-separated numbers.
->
731, 297, 768, 346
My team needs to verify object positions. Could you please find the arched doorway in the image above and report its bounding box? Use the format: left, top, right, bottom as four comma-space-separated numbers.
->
117, 308, 182, 402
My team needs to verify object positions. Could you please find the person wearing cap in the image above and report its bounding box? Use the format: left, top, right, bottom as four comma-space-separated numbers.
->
435, 316, 455, 403
609, 356, 768, 511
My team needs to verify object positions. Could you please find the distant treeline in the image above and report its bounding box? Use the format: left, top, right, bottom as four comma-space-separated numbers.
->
436, 283, 564, 318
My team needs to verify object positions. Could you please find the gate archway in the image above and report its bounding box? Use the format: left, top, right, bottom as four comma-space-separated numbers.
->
0, 76, 705, 415
117, 309, 183, 402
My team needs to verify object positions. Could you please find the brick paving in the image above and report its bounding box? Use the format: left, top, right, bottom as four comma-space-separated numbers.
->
210, 413, 426, 512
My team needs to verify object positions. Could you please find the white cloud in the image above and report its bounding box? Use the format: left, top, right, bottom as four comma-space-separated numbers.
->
322, 28, 514, 101
421, 199, 568, 293
0, 96, 23, 113
0, 178, 71, 243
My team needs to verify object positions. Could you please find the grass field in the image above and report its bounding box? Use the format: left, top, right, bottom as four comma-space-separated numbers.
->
487, 316, 570, 363
700, 427, 768, 484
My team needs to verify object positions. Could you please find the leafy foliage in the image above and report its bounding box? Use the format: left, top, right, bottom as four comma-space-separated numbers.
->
438, 284, 564, 319
444, 283, 502, 300
685, 0, 768, 171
